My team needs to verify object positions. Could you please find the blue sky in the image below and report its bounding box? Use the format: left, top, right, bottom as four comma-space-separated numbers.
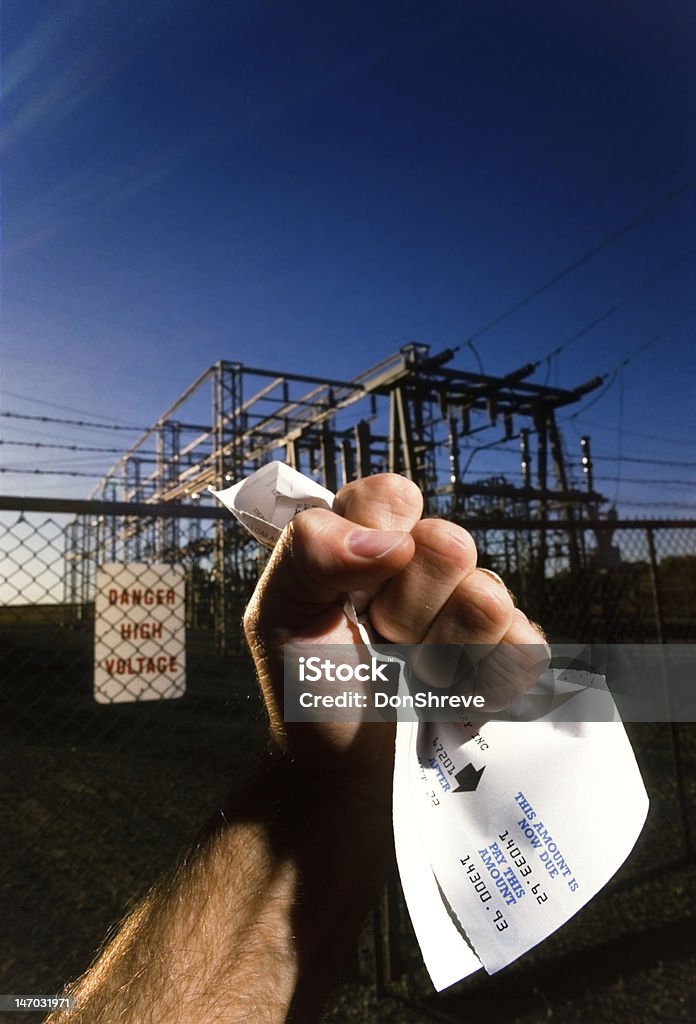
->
1, 0, 695, 512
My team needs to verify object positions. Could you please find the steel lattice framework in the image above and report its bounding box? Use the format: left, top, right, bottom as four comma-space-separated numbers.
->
66, 344, 606, 644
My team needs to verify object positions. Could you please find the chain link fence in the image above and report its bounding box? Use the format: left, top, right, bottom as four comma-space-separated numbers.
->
1, 497, 695, 1021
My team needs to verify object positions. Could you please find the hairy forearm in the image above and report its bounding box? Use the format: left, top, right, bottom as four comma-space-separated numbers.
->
46, 753, 393, 1024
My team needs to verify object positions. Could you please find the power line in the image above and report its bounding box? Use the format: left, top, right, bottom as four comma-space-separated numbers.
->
569, 417, 696, 447
462, 175, 696, 346
592, 454, 696, 468
566, 308, 696, 423
613, 374, 625, 506
593, 476, 696, 486
541, 249, 694, 363
605, 307, 696, 377
567, 372, 620, 420
1, 390, 147, 425
462, 471, 696, 488
444, 436, 696, 471
466, 340, 485, 373
617, 499, 696, 509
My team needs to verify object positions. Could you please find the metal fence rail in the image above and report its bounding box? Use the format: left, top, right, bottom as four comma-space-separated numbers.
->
1, 496, 695, 1012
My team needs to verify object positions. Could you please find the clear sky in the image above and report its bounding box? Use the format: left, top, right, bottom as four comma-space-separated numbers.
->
1, 0, 695, 513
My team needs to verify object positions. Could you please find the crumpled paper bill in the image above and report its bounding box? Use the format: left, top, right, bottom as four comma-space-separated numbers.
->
211, 461, 649, 991
212, 460, 334, 548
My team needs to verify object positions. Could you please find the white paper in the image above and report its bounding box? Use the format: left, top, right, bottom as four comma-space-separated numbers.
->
397, 718, 648, 976
210, 461, 334, 548
393, 713, 483, 989
212, 462, 649, 990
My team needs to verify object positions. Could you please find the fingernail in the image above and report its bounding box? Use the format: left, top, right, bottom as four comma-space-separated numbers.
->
346, 527, 405, 558
478, 567, 517, 605
478, 567, 506, 587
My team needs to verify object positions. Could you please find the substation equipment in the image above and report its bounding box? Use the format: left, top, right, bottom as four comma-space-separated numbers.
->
66, 344, 605, 646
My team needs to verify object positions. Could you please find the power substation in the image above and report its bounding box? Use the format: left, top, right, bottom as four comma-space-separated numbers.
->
63, 344, 618, 646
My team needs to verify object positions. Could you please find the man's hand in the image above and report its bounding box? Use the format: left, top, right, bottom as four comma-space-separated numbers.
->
47, 473, 548, 1024
244, 473, 547, 798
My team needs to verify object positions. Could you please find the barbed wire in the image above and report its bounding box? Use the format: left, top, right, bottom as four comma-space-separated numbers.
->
0, 440, 144, 455
0, 468, 116, 478
1, 412, 147, 431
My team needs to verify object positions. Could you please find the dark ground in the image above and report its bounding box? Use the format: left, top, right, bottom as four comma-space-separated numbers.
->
0, 627, 695, 1024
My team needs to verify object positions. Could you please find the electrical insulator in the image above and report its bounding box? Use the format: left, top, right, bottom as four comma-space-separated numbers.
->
580, 436, 594, 492
448, 415, 460, 485
519, 429, 531, 488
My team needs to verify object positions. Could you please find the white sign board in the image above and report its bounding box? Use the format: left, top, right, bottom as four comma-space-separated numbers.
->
94, 563, 186, 703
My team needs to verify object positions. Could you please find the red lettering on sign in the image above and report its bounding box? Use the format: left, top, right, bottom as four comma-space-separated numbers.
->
104, 654, 180, 676
110, 588, 179, 607
120, 622, 164, 640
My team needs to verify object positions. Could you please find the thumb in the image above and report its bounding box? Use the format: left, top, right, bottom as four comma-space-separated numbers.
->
244, 507, 415, 640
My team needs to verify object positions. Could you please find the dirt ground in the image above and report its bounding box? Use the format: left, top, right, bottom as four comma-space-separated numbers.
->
1, 637, 695, 1024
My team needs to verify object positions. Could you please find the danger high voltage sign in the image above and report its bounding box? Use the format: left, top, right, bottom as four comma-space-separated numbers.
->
94, 564, 186, 703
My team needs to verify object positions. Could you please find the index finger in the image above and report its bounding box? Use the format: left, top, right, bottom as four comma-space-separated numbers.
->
334, 473, 424, 530
333, 473, 423, 611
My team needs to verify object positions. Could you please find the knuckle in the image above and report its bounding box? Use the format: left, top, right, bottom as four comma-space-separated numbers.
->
508, 633, 550, 679
457, 575, 516, 636
368, 600, 411, 643
335, 473, 423, 528
413, 519, 477, 574
476, 634, 550, 710
507, 608, 551, 656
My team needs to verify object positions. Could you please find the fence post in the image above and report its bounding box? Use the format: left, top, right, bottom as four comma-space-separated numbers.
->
646, 526, 665, 643
646, 526, 693, 860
